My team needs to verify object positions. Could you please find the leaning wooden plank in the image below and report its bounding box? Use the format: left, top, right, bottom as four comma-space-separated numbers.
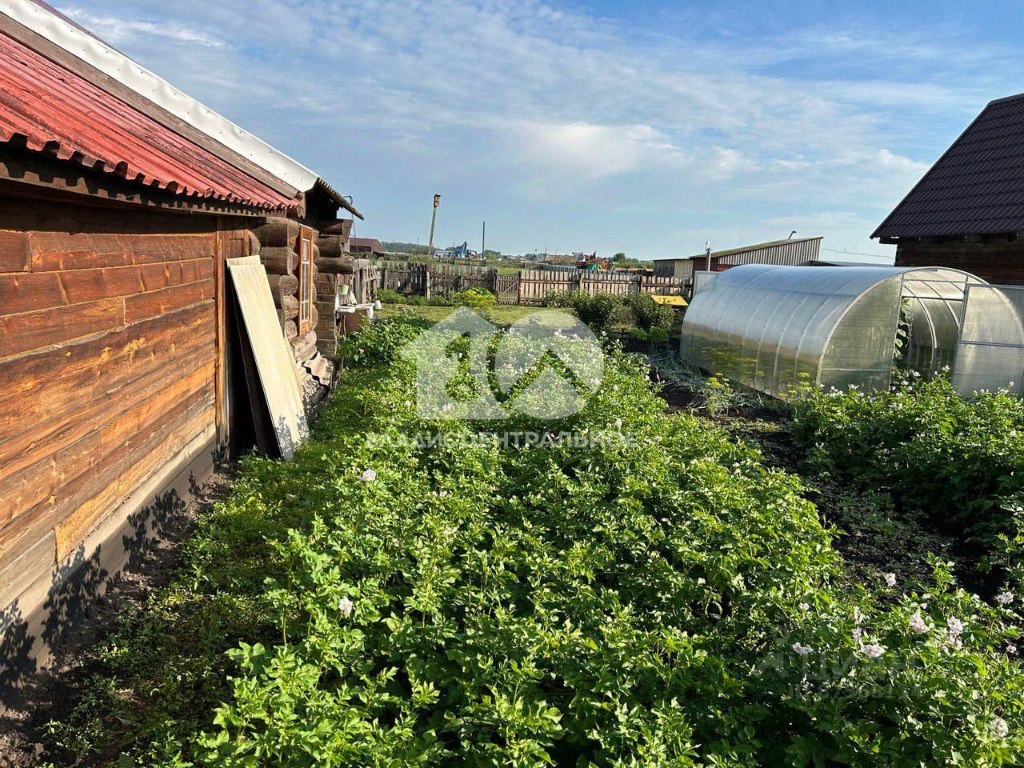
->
226, 256, 308, 460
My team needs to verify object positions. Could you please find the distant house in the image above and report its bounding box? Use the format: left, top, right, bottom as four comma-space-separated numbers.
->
874, 93, 1024, 284
653, 237, 823, 287
350, 237, 385, 256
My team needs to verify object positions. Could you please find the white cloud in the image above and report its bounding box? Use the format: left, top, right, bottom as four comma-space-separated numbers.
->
508, 122, 688, 180
51, 0, 1024, 258
60, 8, 228, 48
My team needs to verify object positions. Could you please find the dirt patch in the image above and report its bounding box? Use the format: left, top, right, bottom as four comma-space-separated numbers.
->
0, 468, 235, 768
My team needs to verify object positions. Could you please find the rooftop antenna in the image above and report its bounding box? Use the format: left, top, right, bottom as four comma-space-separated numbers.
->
705, 240, 712, 272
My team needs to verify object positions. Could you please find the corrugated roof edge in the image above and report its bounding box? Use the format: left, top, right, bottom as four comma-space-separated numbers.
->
649, 236, 822, 261
0, 0, 332, 200
316, 177, 364, 221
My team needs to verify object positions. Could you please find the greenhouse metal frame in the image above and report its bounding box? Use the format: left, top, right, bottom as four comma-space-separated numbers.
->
680, 264, 985, 398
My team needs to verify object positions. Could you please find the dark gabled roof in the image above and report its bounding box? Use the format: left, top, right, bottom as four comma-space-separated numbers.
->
874, 93, 1024, 240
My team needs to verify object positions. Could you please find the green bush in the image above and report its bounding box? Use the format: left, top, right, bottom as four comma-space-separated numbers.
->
623, 292, 675, 334
544, 291, 623, 333
450, 287, 497, 309
377, 288, 404, 304
791, 375, 1024, 549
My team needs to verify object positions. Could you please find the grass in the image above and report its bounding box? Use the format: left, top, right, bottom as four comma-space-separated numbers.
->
376, 303, 571, 325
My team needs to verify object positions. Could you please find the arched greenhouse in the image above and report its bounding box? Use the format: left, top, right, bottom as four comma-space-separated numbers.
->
680, 264, 987, 398
954, 284, 1024, 395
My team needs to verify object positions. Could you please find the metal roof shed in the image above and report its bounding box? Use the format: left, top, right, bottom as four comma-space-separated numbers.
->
680, 264, 985, 398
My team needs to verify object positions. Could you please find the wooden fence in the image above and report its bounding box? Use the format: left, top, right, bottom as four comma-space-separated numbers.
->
378, 262, 684, 306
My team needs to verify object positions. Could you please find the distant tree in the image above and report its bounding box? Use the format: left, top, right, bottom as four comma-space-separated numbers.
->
613, 252, 627, 262
381, 241, 429, 256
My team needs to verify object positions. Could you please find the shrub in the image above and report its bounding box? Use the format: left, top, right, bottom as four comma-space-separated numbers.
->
377, 288, 404, 304
544, 291, 622, 333
791, 375, 1024, 549
450, 287, 497, 309
623, 292, 675, 334
337, 315, 429, 368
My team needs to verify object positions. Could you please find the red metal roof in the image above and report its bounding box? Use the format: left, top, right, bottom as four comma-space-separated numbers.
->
0, 30, 298, 211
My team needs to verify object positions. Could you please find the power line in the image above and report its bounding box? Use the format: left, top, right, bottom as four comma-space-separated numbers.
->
822, 247, 892, 260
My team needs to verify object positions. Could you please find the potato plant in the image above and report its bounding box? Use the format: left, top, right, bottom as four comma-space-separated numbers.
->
49, 320, 1024, 767
790, 376, 1024, 550
176, 322, 1024, 767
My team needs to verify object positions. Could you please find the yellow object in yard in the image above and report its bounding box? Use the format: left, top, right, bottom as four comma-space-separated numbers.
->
651, 294, 688, 307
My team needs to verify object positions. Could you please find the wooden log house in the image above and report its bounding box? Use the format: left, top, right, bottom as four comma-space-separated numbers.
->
0, 0, 363, 689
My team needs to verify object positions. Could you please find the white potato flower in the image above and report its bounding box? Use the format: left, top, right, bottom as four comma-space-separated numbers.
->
338, 597, 354, 618
861, 643, 886, 659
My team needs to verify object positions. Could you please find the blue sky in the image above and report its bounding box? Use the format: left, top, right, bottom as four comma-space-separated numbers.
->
57, 1, 1024, 261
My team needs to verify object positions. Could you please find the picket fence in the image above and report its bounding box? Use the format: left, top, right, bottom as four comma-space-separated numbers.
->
378, 262, 683, 306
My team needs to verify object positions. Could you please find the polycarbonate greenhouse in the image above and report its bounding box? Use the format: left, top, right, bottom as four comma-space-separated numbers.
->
954, 284, 1024, 395
680, 264, 986, 398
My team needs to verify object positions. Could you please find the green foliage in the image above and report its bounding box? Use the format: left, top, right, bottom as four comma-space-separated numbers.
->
544, 291, 623, 333
700, 375, 736, 418
623, 292, 675, 335
450, 287, 497, 309
791, 375, 1024, 549
544, 291, 674, 341
49, 323, 1024, 767
338, 316, 430, 368
377, 289, 497, 310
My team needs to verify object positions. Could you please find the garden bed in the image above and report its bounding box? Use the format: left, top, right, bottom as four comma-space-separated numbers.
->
16, 318, 1024, 767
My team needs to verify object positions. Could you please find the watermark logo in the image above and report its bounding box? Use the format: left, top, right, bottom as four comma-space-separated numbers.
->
400, 307, 604, 420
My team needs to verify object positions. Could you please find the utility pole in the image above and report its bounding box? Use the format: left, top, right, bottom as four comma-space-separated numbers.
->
481, 221, 486, 259
705, 241, 712, 272
427, 194, 441, 259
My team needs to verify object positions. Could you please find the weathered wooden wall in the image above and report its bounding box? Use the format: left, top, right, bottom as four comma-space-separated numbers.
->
0, 197, 249, 599
896, 238, 1024, 285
